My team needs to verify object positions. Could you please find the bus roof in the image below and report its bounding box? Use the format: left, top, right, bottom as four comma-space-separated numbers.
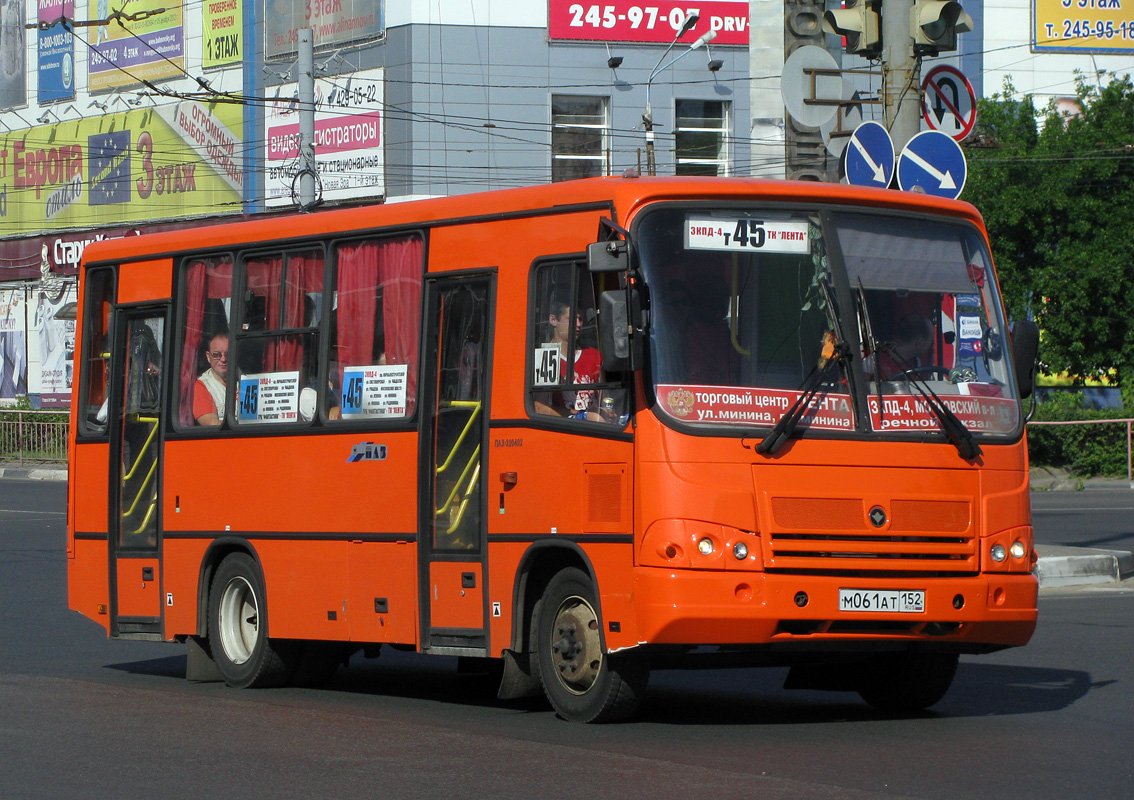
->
79, 175, 986, 268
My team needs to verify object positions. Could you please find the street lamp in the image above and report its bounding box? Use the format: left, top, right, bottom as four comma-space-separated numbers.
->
643, 15, 719, 175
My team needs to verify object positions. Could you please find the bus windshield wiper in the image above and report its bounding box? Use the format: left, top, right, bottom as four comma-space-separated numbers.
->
881, 345, 983, 460
757, 332, 849, 456
757, 275, 850, 456
855, 281, 885, 427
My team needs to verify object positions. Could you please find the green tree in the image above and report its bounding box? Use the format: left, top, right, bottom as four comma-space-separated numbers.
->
965, 75, 1134, 404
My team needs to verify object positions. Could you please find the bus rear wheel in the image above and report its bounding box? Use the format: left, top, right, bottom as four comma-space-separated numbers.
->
208, 553, 297, 688
856, 651, 959, 713
532, 567, 648, 723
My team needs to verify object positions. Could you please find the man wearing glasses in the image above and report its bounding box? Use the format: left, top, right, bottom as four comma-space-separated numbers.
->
193, 332, 229, 425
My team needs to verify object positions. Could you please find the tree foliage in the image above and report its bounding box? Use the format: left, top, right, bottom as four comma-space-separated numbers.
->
964, 75, 1134, 404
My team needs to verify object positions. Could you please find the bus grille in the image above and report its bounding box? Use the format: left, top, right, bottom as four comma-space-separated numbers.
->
765, 497, 977, 575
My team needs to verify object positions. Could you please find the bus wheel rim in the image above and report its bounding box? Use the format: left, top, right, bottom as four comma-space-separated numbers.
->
550, 594, 602, 695
218, 576, 258, 665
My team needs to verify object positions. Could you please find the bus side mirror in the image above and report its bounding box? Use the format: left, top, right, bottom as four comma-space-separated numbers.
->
588, 240, 629, 273
599, 289, 642, 372
1010, 320, 1039, 399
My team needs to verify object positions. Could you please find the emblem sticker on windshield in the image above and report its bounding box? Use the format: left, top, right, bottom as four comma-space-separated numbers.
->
686, 218, 811, 254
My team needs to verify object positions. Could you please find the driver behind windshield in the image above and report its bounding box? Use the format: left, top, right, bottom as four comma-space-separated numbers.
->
878, 313, 934, 379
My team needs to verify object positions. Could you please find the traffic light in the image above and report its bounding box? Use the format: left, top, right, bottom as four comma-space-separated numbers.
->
822, 0, 881, 58
910, 0, 973, 54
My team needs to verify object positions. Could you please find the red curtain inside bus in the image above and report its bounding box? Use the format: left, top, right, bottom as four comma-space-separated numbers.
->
244, 251, 323, 371
180, 256, 233, 427
335, 235, 423, 415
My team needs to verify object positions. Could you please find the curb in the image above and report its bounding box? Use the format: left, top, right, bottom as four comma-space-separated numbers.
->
0, 466, 68, 482
1034, 545, 1134, 588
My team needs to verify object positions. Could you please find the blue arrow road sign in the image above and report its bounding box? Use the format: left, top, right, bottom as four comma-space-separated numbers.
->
844, 121, 894, 189
897, 130, 967, 199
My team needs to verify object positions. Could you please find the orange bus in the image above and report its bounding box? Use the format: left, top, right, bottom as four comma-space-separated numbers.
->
67, 176, 1040, 722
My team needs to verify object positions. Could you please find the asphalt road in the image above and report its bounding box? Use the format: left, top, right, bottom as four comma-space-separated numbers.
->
2, 479, 1133, 799
1031, 486, 1134, 551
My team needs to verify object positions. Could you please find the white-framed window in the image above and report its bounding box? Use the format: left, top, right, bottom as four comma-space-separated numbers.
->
551, 95, 609, 182
675, 99, 730, 176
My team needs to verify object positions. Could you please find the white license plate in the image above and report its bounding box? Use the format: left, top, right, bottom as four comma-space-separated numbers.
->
838, 589, 925, 613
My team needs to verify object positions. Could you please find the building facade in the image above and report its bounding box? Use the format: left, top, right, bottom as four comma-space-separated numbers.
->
0, 0, 754, 405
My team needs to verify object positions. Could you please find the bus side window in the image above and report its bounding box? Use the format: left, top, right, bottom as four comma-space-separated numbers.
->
329, 234, 423, 422
233, 250, 323, 426
177, 255, 234, 429
78, 268, 115, 436
529, 261, 628, 424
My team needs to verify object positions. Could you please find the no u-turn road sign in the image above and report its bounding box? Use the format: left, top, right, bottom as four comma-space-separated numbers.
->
922, 64, 977, 142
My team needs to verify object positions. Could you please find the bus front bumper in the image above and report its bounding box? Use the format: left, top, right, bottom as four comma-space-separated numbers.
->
631, 568, 1037, 650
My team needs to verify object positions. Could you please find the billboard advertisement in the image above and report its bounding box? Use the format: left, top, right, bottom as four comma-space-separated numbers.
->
0, 289, 27, 401
1, 0, 27, 109
264, 68, 383, 207
548, 0, 750, 45
87, 0, 184, 92
203, 0, 243, 70
264, 0, 384, 59
1033, 0, 1134, 54
33, 282, 75, 408
38, 0, 75, 103
0, 101, 244, 235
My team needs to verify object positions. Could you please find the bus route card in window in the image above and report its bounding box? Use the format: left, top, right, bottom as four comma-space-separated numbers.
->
686, 218, 810, 254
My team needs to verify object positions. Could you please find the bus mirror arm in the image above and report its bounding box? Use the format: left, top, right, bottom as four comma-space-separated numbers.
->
589, 217, 635, 274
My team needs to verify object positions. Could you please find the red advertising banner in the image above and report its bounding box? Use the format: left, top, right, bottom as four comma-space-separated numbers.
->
548, 0, 750, 45
868, 392, 1019, 435
657, 385, 854, 429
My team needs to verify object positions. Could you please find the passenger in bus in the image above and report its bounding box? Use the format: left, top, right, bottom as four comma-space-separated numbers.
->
193, 332, 229, 425
533, 299, 601, 418
878, 314, 935, 379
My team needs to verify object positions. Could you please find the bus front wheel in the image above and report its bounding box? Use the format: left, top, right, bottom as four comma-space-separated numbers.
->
532, 567, 648, 723
208, 553, 297, 688
856, 651, 959, 713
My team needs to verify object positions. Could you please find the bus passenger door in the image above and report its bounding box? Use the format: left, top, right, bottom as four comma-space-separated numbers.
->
109, 308, 167, 638
420, 275, 492, 654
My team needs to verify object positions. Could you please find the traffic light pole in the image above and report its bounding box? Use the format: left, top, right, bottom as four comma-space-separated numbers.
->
881, 0, 920, 153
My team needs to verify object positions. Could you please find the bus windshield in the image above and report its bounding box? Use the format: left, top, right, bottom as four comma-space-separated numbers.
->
637, 205, 1021, 439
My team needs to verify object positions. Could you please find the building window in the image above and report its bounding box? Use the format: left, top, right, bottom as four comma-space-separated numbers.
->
675, 99, 729, 176
552, 95, 608, 182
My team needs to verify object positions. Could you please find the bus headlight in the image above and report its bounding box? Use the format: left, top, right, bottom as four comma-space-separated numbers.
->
697, 537, 715, 556
733, 542, 748, 560
990, 543, 1007, 563
1010, 540, 1027, 560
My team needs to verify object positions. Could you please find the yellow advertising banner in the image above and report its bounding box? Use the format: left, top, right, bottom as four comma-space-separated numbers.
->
1033, 0, 1134, 54
0, 101, 243, 235
87, 0, 185, 91
203, 0, 243, 70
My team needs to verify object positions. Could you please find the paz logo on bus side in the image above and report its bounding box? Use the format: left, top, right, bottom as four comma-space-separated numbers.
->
347, 442, 388, 462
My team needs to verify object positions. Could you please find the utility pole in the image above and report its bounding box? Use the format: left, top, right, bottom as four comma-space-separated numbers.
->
297, 28, 316, 208
881, 0, 918, 152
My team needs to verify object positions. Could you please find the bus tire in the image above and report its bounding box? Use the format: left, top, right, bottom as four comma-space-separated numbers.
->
208, 553, 298, 688
856, 651, 959, 713
532, 567, 648, 723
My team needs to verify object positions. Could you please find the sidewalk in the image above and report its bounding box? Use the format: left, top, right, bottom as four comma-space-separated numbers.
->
0, 464, 67, 482
2, 463, 1130, 588
1029, 465, 1134, 492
